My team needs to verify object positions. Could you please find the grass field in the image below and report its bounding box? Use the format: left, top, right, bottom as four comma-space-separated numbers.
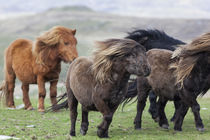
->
0, 97, 210, 140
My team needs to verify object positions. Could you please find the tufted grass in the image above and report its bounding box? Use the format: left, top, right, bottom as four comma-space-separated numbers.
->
0, 97, 210, 140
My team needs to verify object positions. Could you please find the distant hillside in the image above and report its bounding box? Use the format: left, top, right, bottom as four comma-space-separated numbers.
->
0, 6, 210, 81
1, 0, 210, 19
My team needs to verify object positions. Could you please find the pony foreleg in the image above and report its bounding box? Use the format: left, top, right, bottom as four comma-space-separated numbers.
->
50, 80, 58, 105
157, 97, 169, 129
134, 77, 150, 129
134, 90, 148, 129
37, 76, 46, 112
93, 95, 113, 138
148, 90, 159, 121
21, 84, 33, 110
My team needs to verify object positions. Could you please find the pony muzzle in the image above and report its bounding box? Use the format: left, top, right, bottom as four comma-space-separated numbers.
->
143, 65, 151, 77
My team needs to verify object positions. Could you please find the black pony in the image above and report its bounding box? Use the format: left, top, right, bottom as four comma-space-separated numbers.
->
125, 29, 185, 121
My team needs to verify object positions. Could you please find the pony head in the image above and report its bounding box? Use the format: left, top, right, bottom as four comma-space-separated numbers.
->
34, 26, 78, 64
123, 39, 151, 76
92, 39, 150, 84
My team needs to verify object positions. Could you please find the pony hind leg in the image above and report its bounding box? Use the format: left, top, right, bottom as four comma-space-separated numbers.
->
191, 101, 204, 131
80, 106, 89, 135
21, 84, 33, 110
170, 98, 181, 122
174, 102, 189, 131
5, 72, 16, 108
67, 88, 78, 136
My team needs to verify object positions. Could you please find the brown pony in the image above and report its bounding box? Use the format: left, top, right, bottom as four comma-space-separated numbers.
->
50, 39, 150, 138
0, 26, 78, 112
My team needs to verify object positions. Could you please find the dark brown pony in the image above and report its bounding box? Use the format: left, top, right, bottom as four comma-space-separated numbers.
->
124, 32, 210, 132
0, 26, 78, 112
51, 39, 150, 138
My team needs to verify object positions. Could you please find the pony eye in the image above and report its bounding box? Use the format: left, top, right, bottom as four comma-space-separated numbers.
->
64, 42, 70, 46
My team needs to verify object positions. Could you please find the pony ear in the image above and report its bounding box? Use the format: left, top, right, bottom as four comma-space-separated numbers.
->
139, 37, 148, 44
72, 29, 76, 35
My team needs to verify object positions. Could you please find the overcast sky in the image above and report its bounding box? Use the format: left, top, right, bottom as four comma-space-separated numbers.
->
0, 0, 209, 19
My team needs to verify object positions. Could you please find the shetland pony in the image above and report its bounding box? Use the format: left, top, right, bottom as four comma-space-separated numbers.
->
0, 26, 78, 112
50, 39, 150, 138
124, 32, 210, 131
126, 29, 185, 121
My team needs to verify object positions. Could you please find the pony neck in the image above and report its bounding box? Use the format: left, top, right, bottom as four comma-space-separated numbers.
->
34, 47, 61, 69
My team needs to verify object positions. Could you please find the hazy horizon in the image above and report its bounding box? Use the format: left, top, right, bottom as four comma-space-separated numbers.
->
0, 0, 210, 19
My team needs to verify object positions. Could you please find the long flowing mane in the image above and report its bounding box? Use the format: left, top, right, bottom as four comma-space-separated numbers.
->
171, 32, 210, 87
91, 39, 140, 84
33, 26, 75, 65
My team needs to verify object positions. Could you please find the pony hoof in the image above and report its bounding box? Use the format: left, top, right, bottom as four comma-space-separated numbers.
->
38, 108, 45, 112
97, 129, 108, 138
26, 106, 34, 110
170, 118, 175, 122
8, 105, 16, 109
197, 127, 205, 132
134, 125, 142, 130
154, 117, 160, 123
80, 128, 87, 135
135, 127, 142, 130
134, 124, 141, 130
161, 124, 169, 129
174, 128, 182, 132
70, 131, 76, 136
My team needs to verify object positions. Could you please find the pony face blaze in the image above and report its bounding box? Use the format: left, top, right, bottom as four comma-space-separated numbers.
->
58, 29, 78, 63
125, 45, 151, 77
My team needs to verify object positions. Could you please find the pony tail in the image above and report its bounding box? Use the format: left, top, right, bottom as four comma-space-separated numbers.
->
0, 49, 9, 107
0, 80, 8, 107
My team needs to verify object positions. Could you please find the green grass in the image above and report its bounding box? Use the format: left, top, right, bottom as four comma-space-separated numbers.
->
0, 98, 210, 140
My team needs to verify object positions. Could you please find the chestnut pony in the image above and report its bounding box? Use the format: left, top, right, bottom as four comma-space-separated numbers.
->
50, 39, 150, 138
0, 26, 78, 112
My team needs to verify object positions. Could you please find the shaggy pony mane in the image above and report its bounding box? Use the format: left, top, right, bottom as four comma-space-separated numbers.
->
33, 26, 76, 65
171, 32, 210, 87
91, 39, 140, 84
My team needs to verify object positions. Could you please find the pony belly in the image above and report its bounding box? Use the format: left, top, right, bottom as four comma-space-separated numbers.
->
14, 64, 37, 84
13, 61, 36, 83
16, 73, 37, 84
72, 87, 94, 107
